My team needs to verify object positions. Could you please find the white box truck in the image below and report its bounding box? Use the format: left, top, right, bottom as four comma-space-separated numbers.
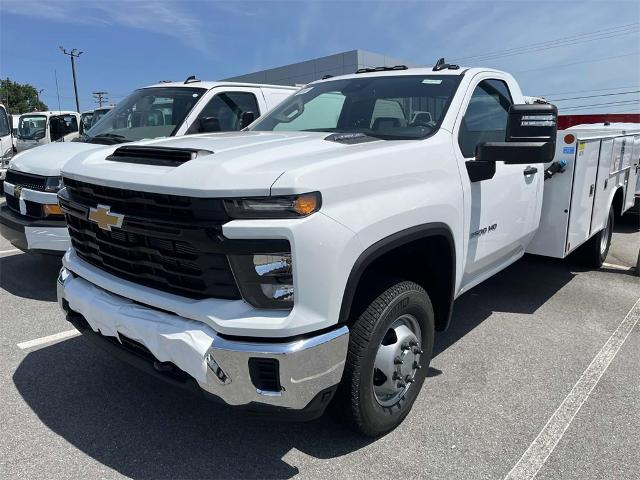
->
0, 79, 296, 253
15, 111, 81, 152
54, 62, 639, 436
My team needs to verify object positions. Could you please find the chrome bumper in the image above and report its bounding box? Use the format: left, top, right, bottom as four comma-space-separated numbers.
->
57, 268, 349, 412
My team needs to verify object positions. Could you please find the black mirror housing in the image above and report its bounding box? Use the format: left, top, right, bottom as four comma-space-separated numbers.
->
506, 104, 557, 143
477, 141, 556, 164
476, 103, 558, 165
240, 111, 256, 129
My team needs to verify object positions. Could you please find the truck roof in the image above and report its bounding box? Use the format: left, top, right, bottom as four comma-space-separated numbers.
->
308, 66, 508, 84
21, 110, 79, 117
142, 80, 298, 91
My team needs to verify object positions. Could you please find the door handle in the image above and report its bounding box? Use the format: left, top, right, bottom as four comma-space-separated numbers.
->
523, 166, 538, 176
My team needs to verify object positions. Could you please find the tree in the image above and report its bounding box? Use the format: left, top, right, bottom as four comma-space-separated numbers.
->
0, 78, 48, 114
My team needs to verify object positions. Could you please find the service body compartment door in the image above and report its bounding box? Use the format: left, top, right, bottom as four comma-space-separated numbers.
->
624, 135, 640, 211
589, 138, 613, 235
526, 137, 576, 258
566, 139, 600, 253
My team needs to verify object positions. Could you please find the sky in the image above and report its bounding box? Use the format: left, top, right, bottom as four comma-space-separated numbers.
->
0, 0, 638, 114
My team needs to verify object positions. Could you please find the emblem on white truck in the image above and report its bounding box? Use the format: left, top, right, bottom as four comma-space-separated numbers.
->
88, 205, 124, 231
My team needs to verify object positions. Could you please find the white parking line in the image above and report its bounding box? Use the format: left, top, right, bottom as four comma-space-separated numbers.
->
0, 248, 21, 255
602, 262, 633, 272
504, 296, 640, 480
17, 329, 80, 350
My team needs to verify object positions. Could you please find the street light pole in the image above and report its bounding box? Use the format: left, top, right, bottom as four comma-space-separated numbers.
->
59, 46, 83, 112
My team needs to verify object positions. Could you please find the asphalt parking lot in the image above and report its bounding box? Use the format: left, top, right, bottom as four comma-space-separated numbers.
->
1, 200, 638, 480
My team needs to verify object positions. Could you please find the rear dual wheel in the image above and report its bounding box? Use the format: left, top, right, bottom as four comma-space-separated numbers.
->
578, 206, 613, 268
335, 280, 435, 437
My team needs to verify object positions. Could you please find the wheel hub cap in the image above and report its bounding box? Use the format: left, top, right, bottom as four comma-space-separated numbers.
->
373, 315, 422, 407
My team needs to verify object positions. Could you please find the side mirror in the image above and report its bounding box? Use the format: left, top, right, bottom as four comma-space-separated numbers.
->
477, 104, 557, 165
199, 116, 220, 133
240, 111, 256, 129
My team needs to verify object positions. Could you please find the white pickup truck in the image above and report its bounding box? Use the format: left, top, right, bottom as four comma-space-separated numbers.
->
0, 104, 14, 184
0, 80, 296, 253
55, 62, 639, 436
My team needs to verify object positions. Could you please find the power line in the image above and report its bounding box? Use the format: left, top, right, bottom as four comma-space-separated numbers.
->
452, 22, 638, 61
549, 90, 640, 102
451, 23, 638, 62
514, 51, 638, 74
561, 100, 640, 111
539, 85, 640, 96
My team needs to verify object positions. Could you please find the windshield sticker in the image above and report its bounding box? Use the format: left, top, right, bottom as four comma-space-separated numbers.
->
295, 87, 313, 96
192, 93, 199, 97
422, 79, 442, 84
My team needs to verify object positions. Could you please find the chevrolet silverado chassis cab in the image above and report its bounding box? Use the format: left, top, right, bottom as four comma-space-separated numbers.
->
0, 80, 296, 254
56, 63, 639, 436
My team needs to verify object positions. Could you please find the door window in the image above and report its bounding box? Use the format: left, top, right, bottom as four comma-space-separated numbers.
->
192, 92, 260, 133
458, 79, 513, 158
0, 109, 9, 137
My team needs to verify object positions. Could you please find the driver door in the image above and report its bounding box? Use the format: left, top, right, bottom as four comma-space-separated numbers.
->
454, 77, 542, 290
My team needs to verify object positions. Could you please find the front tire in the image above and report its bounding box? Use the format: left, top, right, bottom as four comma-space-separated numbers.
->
336, 280, 435, 437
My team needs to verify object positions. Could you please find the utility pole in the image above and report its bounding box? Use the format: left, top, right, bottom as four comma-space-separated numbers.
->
36, 88, 44, 106
92, 91, 108, 108
59, 46, 82, 112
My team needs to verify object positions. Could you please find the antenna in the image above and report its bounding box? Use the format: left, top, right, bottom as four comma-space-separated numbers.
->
432, 58, 460, 71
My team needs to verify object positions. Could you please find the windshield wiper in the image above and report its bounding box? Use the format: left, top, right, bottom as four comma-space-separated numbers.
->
87, 133, 130, 145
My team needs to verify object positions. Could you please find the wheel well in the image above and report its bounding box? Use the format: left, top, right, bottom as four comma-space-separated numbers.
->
341, 233, 455, 332
612, 187, 624, 218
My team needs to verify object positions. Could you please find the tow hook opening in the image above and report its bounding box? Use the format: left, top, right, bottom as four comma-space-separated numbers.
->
205, 352, 231, 385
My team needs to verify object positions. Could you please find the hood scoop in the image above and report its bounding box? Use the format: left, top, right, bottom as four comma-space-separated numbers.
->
106, 146, 213, 167
324, 132, 381, 145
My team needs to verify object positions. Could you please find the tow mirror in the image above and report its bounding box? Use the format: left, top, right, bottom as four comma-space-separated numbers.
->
476, 104, 557, 165
199, 116, 220, 133
240, 111, 256, 129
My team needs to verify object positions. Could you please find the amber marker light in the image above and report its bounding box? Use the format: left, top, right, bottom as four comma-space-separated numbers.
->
43, 204, 63, 216
294, 193, 320, 216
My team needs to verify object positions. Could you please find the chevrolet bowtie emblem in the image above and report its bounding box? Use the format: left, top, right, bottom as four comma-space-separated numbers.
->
13, 185, 22, 199
88, 204, 124, 231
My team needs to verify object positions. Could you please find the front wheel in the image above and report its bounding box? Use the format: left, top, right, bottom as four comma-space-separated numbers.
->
336, 280, 435, 437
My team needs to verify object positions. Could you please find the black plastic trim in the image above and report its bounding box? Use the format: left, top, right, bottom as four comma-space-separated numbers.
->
338, 223, 456, 330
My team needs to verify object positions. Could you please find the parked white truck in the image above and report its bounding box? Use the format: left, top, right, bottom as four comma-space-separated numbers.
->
15, 111, 81, 152
0, 104, 13, 185
0, 79, 296, 253
55, 62, 639, 436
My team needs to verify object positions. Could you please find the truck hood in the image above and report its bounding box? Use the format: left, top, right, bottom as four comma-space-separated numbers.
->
61, 131, 389, 197
9, 141, 106, 177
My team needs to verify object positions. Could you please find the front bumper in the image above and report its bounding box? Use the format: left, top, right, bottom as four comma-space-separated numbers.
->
57, 268, 349, 418
0, 204, 68, 253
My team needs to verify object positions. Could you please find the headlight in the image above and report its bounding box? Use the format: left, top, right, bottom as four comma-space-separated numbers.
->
44, 176, 63, 192
223, 192, 321, 219
228, 252, 294, 309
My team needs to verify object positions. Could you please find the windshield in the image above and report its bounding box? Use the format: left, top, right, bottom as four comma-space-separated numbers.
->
250, 75, 462, 140
83, 87, 207, 144
90, 108, 111, 127
18, 115, 47, 140
79, 112, 93, 135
